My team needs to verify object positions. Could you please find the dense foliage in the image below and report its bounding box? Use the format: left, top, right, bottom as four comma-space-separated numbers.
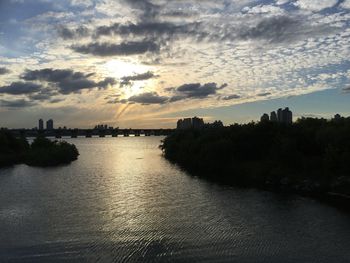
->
0, 130, 29, 167
0, 130, 79, 167
161, 118, 350, 196
25, 136, 79, 166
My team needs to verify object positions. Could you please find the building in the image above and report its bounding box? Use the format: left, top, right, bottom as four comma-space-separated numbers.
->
270, 111, 277, 122
260, 113, 270, 122
277, 108, 283, 122
177, 117, 204, 129
46, 119, 54, 130
261, 108, 293, 124
192, 117, 204, 129
38, 119, 44, 130
282, 107, 293, 124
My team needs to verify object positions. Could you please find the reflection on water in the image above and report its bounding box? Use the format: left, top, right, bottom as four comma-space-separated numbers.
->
0, 137, 349, 262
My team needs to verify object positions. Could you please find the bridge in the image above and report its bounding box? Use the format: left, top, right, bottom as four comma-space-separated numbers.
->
7, 128, 175, 138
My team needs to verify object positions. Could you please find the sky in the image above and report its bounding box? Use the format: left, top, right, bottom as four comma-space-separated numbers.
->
0, 0, 349, 129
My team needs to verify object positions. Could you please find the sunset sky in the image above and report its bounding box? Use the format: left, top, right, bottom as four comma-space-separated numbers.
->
0, 0, 349, 128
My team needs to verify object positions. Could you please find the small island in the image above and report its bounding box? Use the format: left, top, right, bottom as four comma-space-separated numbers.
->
0, 130, 79, 168
161, 117, 350, 203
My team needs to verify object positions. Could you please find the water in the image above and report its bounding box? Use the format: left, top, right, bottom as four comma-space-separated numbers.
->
0, 137, 349, 262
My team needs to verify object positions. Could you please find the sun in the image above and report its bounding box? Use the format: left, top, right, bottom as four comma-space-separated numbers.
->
104, 59, 150, 79
104, 59, 156, 97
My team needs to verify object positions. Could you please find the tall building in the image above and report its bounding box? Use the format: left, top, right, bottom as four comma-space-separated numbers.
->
282, 107, 292, 124
46, 119, 54, 130
192, 117, 204, 129
177, 117, 204, 129
270, 111, 277, 122
260, 113, 270, 122
277, 108, 283, 122
38, 119, 44, 130
261, 108, 293, 124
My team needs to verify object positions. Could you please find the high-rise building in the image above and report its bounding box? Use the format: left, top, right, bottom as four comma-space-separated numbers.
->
270, 111, 277, 122
282, 107, 292, 124
38, 119, 44, 130
260, 113, 270, 122
177, 117, 204, 129
192, 117, 204, 129
46, 119, 54, 130
277, 108, 283, 122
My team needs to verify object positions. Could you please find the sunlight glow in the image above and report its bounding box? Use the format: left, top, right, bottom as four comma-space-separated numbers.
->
104, 60, 150, 79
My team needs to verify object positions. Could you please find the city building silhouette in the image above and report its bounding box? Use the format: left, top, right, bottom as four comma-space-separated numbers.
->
177, 117, 204, 129
261, 108, 293, 124
260, 113, 270, 122
46, 119, 54, 130
38, 119, 44, 130
270, 111, 278, 122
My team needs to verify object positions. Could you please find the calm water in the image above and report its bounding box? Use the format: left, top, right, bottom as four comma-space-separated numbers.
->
0, 137, 349, 262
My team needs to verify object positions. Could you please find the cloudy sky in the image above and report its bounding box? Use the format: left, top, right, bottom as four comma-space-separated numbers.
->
0, 0, 349, 128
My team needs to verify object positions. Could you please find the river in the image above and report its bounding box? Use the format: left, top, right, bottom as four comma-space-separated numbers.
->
0, 137, 349, 262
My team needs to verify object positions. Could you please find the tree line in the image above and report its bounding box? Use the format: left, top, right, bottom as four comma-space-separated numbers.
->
161, 117, 350, 196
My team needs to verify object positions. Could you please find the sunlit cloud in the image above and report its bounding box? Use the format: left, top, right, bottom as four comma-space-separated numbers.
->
0, 0, 349, 127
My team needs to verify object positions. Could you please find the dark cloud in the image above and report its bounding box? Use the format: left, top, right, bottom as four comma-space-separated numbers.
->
50, 98, 64, 103
120, 71, 158, 86
0, 67, 10, 75
21, 68, 116, 94
95, 21, 201, 40
342, 86, 350, 93
0, 99, 36, 108
235, 15, 334, 44
128, 92, 168, 104
257, 92, 272, 97
120, 82, 228, 105
0, 82, 42, 95
176, 82, 227, 99
238, 16, 300, 43
57, 25, 90, 39
222, 94, 241, 100
71, 41, 160, 56
123, 0, 161, 21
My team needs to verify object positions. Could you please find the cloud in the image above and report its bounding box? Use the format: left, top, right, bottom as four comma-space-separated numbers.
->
221, 94, 241, 100
57, 25, 90, 39
342, 86, 350, 93
341, 0, 350, 9
294, 0, 338, 11
0, 67, 10, 75
175, 82, 227, 99
71, 41, 160, 56
0, 82, 42, 95
120, 71, 158, 86
21, 68, 116, 94
128, 92, 168, 104
115, 82, 227, 105
95, 21, 200, 40
237, 16, 304, 43
123, 0, 161, 21
257, 92, 272, 97
0, 99, 36, 108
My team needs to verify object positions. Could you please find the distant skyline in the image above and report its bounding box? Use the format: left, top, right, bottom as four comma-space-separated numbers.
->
0, 0, 349, 128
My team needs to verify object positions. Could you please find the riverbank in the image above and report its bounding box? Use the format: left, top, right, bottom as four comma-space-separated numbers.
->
160, 118, 350, 208
0, 130, 79, 167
